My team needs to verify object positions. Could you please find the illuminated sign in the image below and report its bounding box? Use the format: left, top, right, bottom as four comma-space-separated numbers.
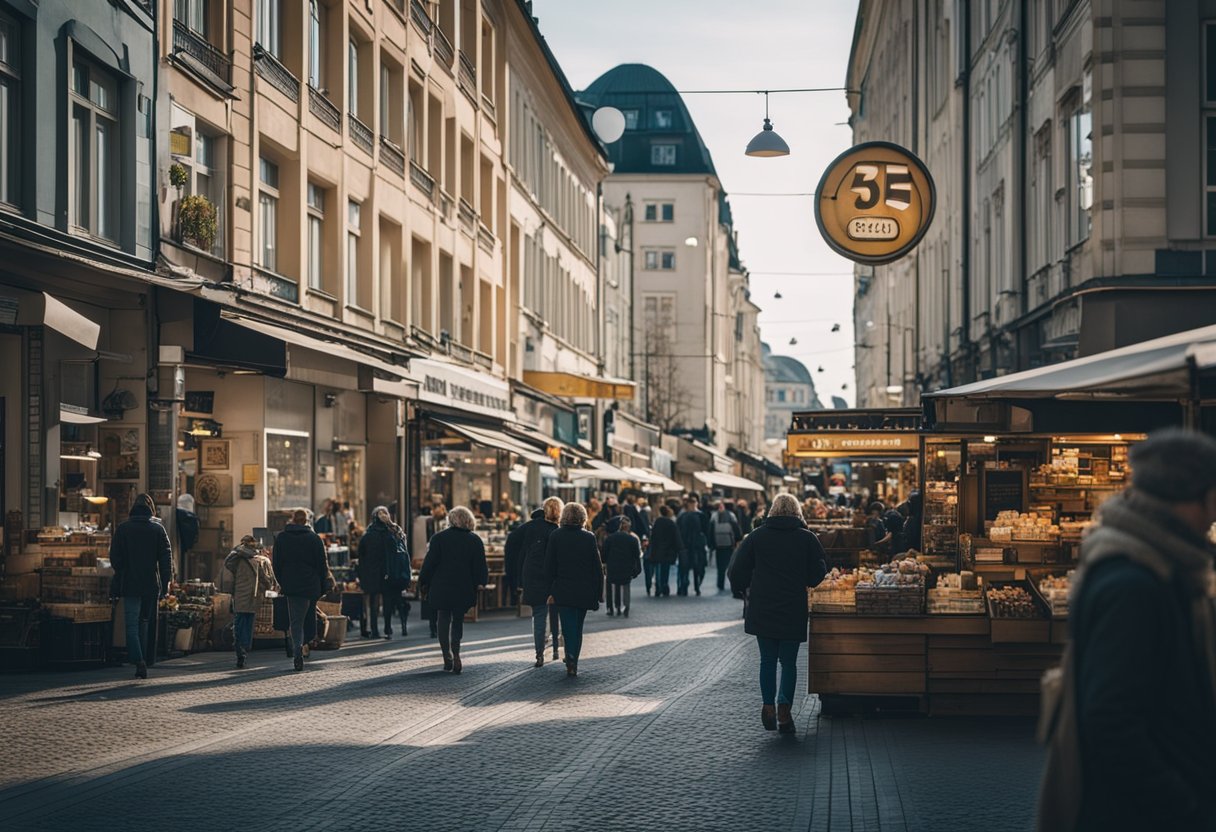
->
787, 431, 921, 457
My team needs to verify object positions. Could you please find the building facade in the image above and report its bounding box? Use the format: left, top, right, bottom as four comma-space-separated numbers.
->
848, 0, 1216, 406
763, 343, 823, 441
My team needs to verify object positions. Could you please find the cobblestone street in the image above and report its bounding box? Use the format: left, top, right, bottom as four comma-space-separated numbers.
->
0, 570, 1045, 832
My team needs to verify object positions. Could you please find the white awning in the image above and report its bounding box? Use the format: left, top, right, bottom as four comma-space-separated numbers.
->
223, 314, 409, 380
59, 404, 108, 425
432, 418, 551, 464
21, 292, 101, 349
622, 466, 684, 492
508, 464, 528, 483
693, 470, 766, 492
569, 459, 634, 482
538, 465, 560, 479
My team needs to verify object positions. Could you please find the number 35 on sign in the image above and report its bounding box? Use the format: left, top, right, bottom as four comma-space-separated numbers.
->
814, 142, 936, 265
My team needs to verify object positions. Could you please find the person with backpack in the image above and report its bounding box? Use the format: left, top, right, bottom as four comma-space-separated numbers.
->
514, 497, 563, 667
356, 506, 396, 639
371, 507, 412, 638
677, 496, 710, 595
109, 493, 173, 679
224, 534, 275, 668
602, 516, 643, 617
710, 501, 743, 595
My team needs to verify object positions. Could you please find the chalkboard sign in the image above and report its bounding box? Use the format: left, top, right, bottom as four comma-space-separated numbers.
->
983, 468, 1027, 520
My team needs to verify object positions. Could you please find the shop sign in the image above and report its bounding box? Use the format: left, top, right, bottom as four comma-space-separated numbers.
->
814, 141, 936, 265
412, 358, 513, 420
787, 431, 920, 457
575, 404, 593, 448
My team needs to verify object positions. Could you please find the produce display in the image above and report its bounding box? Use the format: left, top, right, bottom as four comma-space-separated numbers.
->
927, 571, 985, 614
855, 557, 927, 615
989, 510, 1060, 542
809, 567, 871, 613
986, 585, 1040, 619
1037, 571, 1074, 616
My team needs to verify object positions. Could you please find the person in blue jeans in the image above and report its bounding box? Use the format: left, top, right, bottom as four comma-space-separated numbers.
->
543, 502, 603, 677
728, 493, 828, 733
109, 493, 173, 679
224, 535, 275, 668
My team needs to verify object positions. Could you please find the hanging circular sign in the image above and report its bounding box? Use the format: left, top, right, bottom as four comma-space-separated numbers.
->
814, 141, 936, 265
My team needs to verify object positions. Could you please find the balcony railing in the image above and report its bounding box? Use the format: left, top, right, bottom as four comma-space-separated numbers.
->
434, 26, 455, 72
173, 20, 232, 85
380, 137, 406, 176
481, 93, 496, 121
308, 86, 340, 132
409, 160, 435, 199
438, 190, 454, 221
477, 222, 495, 254
457, 197, 476, 234
458, 51, 477, 101
349, 113, 374, 154
410, 0, 434, 40
253, 45, 300, 102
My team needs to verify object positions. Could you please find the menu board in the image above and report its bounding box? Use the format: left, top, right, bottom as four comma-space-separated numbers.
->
983, 469, 1027, 521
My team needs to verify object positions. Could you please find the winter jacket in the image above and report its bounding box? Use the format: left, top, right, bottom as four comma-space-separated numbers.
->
622, 502, 650, 539
727, 514, 828, 642
109, 500, 173, 599
356, 522, 394, 593
710, 509, 743, 550
602, 531, 643, 584
592, 504, 621, 532
418, 526, 489, 612
224, 544, 275, 614
510, 511, 560, 607
647, 516, 682, 564
677, 509, 709, 569
272, 524, 330, 600
544, 525, 603, 611
1064, 490, 1216, 832
505, 510, 539, 595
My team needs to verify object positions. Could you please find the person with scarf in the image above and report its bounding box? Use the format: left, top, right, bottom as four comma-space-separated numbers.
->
224, 534, 275, 668
1038, 429, 1216, 831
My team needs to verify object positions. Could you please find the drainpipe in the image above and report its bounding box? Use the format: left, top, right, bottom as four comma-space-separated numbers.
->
1016, 0, 1030, 370
959, 0, 973, 381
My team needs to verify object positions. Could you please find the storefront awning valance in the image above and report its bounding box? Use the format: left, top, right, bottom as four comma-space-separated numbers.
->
431, 418, 551, 464
522, 370, 636, 401
505, 423, 592, 461
622, 466, 684, 492
20, 292, 101, 349
569, 459, 635, 482
59, 404, 108, 425
692, 470, 766, 492
223, 314, 409, 380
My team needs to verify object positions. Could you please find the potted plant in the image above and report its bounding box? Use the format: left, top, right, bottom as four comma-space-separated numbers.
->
178, 194, 218, 251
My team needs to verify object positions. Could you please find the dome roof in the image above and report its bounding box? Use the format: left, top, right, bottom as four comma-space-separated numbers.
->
579, 64, 718, 176
765, 353, 814, 386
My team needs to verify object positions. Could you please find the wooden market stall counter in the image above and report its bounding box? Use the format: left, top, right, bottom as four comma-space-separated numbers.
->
809, 612, 1064, 717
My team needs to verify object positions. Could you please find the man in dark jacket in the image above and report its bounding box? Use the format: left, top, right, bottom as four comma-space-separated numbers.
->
272, 509, 330, 671
1040, 430, 1216, 831
109, 493, 172, 679
418, 506, 489, 674
728, 493, 828, 733
621, 492, 650, 541
677, 496, 709, 595
513, 497, 562, 666
709, 501, 743, 595
602, 517, 642, 617
647, 504, 683, 597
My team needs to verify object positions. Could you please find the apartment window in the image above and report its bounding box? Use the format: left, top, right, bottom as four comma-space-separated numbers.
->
70, 54, 120, 242
643, 294, 675, 328
653, 109, 673, 129
777, 389, 786, 403
651, 144, 676, 166
347, 39, 358, 117
0, 13, 20, 207
622, 109, 639, 129
1207, 25, 1216, 234
1207, 23, 1216, 104
256, 0, 281, 58
307, 182, 325, 290
1068, 102, 1092, 245
258, 156, 279, 271
346, 199, 361, 305
380, 63, 389, 135
643, 249, 675, 270
307, 0, 322, 88
644, 201, 674, 222
175, 0, 208, 35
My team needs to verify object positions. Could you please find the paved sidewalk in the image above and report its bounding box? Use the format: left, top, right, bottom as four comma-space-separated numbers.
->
0, 569, 1044, 831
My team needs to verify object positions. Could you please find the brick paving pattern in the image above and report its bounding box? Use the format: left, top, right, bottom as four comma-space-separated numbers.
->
0, 567, 1045, 831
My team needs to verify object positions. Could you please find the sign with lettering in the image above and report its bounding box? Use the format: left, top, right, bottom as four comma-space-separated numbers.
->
814, 141, 936, 265
411, 358, 513, 420
787, 431, 921, 457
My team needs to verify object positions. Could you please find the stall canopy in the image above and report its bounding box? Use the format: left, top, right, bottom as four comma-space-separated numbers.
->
693, 470, 765, 492
622, 466, 684, 492
431, 418, 552, 464
521, 370, 636, 400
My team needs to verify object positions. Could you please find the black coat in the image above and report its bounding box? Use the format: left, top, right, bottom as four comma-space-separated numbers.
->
1073, 557, 1216, 831
728, 514, 828, 642
602, 531, 643, 583
418, 526, 489, 612
109, 506, 173, 598
511, 512, 560, 607
647, 515, 682, 564
356, 523, 393, 593
622, 502, 650, 539
544, 525, 603, 611
272, 524, 330, 600
677, 510, 708, 569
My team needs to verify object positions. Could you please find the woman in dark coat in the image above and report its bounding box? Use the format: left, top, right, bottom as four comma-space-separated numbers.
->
647, 504, 682, 598
728, 493, 829, 733
602, 517, 642, 617
544, 502, 603, 677
514, 497, 563, 667
356, 506, 393, 639
418, 506, 488, 674
109, 493, 172, 678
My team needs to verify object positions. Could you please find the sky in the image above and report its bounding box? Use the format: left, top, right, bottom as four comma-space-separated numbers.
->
533, 0, 862, 406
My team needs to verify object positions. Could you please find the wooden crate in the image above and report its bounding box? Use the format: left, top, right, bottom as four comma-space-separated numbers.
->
809, 617, 927, 696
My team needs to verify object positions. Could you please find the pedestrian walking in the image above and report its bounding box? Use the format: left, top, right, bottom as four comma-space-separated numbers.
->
728, 493, 828, 734
544, 502, 603, 677
677, 496, 709, 595
512, 497, 563, 667
417, 506, 488, 674
272, 509, 333, 671
224, 534, 275, 668
423, 503, 448, 638
602, 516, 642, 617
1037, 430, 1216, 832
367, 506, 412, 638
647, 504, 682, 597
108, 493, 172, 679
710, 501, 743, 595
355, 506, 396, 639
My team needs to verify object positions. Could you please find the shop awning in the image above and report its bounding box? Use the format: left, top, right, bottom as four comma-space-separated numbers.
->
522, 370, 636, 401
505, 423, 592, 461
21, 292, 101, 349
622, 466, 684, 492
692, 470, 766, 492
223, 314, 409, 380
569, 459, 635, 482
59, 404, 108, 425
925, 323, 1216, 402
432, 418, 551, 464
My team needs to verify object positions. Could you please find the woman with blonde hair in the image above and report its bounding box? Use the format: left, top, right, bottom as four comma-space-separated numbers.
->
728, 492, 828, 733
418, 506, 488, 673
510, 496, 565, 666
544, 501, 603, 676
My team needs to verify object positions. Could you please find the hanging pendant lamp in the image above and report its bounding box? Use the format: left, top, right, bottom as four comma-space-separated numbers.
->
745, 92, 790, 158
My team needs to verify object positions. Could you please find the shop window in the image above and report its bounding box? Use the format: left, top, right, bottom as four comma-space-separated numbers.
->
266, 431, 310, 510
0, 11, 20, 208
70, 52, 120, 243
